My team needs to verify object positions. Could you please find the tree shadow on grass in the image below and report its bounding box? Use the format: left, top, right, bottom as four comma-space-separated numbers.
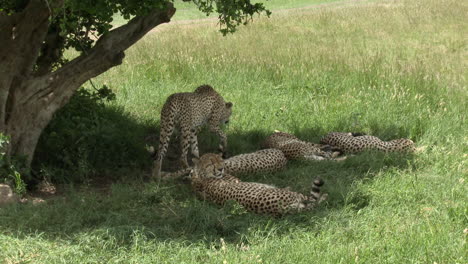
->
33, 102, 156, 185
2, 113, 417, 248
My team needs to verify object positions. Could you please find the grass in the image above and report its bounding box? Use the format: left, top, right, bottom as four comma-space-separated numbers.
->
170, 0, 345, 20
1, 0, 467, 263
112, 0, 344, 25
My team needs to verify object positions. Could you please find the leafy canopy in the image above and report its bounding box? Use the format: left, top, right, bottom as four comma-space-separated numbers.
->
1, 0, 270, 56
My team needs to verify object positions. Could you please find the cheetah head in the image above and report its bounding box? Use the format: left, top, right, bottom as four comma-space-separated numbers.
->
221, 102, 233, 125
190, 153, 225, 179
389, 138, 416, 152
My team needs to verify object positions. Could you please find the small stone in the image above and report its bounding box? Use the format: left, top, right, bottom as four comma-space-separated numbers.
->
0, 184, 20, 206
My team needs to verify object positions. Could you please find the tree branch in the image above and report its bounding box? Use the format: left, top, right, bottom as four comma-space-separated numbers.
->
5, 1, 175, 134
42, 2, 176, 110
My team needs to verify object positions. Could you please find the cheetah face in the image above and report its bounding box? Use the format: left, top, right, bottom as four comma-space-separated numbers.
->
191, 153, 225, 179
221, 102, 233, 125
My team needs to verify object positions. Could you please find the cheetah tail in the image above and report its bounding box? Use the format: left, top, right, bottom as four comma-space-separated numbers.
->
146, 145, 157, 158
309, 178, 327, 203
156, 103, 177, 162
153, 102, 177, 179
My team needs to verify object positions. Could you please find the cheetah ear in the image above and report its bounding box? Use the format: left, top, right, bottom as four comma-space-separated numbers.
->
225, 102, 233, 108
192, 158, 199, 166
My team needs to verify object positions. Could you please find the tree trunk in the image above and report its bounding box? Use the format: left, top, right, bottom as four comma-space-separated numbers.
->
0, 0, 176, 171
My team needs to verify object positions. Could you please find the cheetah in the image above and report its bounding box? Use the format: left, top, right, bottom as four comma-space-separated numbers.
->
153, 85, 233, 179
160, 148, 288, 180
190, 153, 327, 217
261, 131, 342, 161
320, 132, 415, 154
159, 149, 288, 179
224, 149, 288, 175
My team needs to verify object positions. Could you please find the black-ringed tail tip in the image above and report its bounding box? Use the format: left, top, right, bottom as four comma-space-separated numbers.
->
313, 178, 325, 187
146, 145, 156, 157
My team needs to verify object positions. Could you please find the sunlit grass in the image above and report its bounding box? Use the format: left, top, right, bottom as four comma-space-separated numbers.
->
112, 0, 345, 25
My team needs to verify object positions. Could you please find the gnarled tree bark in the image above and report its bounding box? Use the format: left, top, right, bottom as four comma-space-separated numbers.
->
0, 0, 176, 170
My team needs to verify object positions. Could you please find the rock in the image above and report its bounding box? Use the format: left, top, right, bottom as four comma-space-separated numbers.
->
18, 196, 47, 205
0, 184, 20, 206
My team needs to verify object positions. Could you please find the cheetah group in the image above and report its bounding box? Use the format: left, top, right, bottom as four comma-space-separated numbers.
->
152, 85, 415, 216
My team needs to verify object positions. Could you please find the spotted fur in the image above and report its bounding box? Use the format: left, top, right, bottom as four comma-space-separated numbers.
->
224, 149, 288, 175
320, 132, 415, 153
159, 149, 287, 180
262, 132, 341, 160
153, 85, 232, 179
190, 153, 327, 217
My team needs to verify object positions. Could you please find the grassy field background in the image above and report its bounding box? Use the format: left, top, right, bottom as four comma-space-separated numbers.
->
1, 0, 467, 263
112, 0, 344, 25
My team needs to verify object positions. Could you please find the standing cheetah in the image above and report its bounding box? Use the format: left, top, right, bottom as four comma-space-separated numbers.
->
153, 85, 233, 179
190, 153, 327, 217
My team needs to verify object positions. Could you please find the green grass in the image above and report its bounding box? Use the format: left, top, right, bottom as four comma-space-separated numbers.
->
112, 0, 344, 25
1, 0, 467, 263
170, 0, 344, 20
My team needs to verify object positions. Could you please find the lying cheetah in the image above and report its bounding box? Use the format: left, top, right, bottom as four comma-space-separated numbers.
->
153, 85, 233, 179
160, 148, 288, 180
190, 153, 327, 217
262, 131, 342, 161
224, 149, 288, 175
320, 132, 415, 153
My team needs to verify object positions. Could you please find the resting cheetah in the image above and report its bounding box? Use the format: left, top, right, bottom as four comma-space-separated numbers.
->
160, 148, 287, 180
320, 132, 415, 153
224, 149, 288, 175
190, 153, 327, 217
153, 85, 232, 179
262, 131, 341, 160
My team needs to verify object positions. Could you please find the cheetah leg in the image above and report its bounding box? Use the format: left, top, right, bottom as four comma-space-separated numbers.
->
153, 159, 163, 180
162, 167, 191, 180
303, 143, 333, 161
209, 125, 228, 158
301, 192, 328, 211
179, 125, 191, 168
190, 128, 200, 158
303, 154, 326, 161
